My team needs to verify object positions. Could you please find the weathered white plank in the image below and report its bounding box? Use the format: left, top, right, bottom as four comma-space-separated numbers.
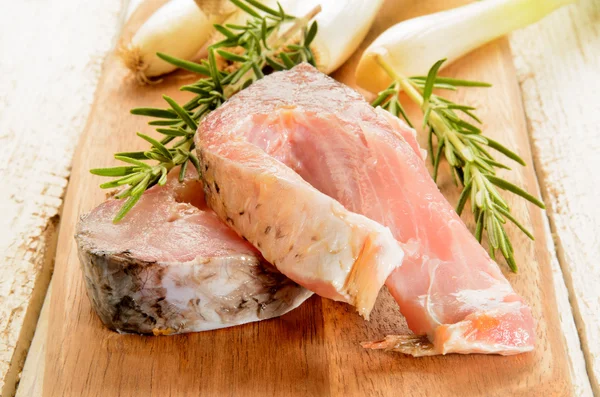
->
14, 286, 51, 397
0, 0, 127, 395
510, 0, 600, 395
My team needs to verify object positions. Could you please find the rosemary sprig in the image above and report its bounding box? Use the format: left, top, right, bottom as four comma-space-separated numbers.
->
91, 0, 320, 222
372, 56, 545, 272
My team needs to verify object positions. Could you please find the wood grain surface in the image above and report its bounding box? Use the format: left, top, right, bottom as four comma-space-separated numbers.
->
39, 0, 574, 396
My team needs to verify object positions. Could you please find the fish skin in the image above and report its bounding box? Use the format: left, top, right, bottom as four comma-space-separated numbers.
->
76, 168, 312, 334
197, 63, 535, 355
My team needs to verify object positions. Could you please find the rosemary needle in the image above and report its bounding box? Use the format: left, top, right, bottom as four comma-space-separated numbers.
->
371, 55, 545, 272
91, 0, 319, 223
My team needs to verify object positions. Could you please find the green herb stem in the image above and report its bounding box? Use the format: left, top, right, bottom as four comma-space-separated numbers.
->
372, 55, 545, 271
91, 0, 320, 223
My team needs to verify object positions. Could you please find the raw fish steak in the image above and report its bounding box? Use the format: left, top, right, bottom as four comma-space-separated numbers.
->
196, 94, 405, 319
76, 168, 312, 334
196, 63, 535, 355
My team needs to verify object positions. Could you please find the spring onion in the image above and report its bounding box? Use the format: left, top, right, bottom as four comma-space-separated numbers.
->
120, 0, 233, 83
280, 0, 384, 73
356, 0, 576, 93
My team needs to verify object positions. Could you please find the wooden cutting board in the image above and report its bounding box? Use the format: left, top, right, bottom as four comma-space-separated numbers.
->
42, 0, 573, 395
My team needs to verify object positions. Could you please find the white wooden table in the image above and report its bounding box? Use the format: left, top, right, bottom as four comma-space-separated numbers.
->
0, 1, 598, 396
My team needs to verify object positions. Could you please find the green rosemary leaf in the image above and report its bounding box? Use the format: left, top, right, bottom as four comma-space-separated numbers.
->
493, 203, 535, 240
131, 107, 178, 119
461, 108, 482, 123
487, 215, 499, 249
178, 160, 189, 182
242, 78, 254, 90
100, 172, 145, 189
158, 166, 168, 186
473, 155, 495, 173
422, 101, 433, 127
114, 151, 148, 160
183, 96, 202, 111
262, 19, 271, 48
446, 104, 476, 111
475, 211, 484, 243
455, 119, 481, 134
434, 83, 459, 91
483, 177, 509, 208
438, 107, 461, 123
395, 100, 414, 128
114, 155, 152, 168
486, 137, 526, 166
506, 254, 518, 273
388, 98, 399, 118
471, 178, 479, 214
371, 86, 395, 108
444, 137, 457, 166
229, 0, 261, 18
156, 52, 210, 75
132, 173, 152, 196
189, 153, 202, 176
462, 134, 488, 144
265, 56, 285, 71
225, 23, 249, 30
208, 48, 222, 92
428, 127, 434, 165
432, 77, 491, 87
156, 128, 189, 137
498, 225, 517, 272
450, 166, 461, 187
213, 24, 238, 39
411, 81, 458, 91
277, 2, 288, 20
305, 21, 318, 47
245, 0, 280, 16
163, 95, 198, 131
456, 180, 472, 215
211, 37, 240, 49
90, 166, 136, 177
411, 76, 492, 87
247, 29, 263, 53
230, 61, 254, 85
144, 150, 170, 163
180, 85, 209, 95
148, 119, 181, 126
217, 49, 248, 63
252, 61, 265, 79
496, 221, 510, 258
136, 132, 173, 161
160, 136, 176, 145
423, 58, 446, 103
279, 52, 296, 69
487, 175, 545, 209
113, 190, 144, 223
432, 142, 444, 182
485, 158, 511, 170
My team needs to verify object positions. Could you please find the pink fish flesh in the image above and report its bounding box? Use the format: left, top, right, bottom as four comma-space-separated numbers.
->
196, 63, 535, 355
76, 167, 312, 334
